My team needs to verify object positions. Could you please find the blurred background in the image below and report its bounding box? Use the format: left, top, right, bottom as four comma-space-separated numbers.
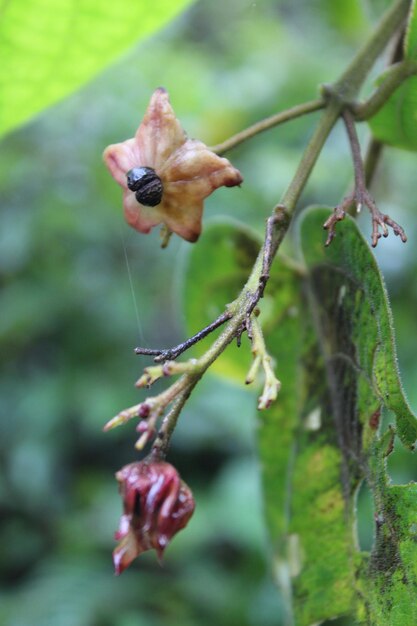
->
1, 1, 416, 624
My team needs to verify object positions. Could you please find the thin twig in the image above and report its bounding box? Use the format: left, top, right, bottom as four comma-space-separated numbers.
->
103, 376, 190, 431
344, 109, 363, 192
210, 99, 325, 155
360, 21, 407, 192
135, 311, 232, 362
151, 382, 197, 459
248, 209, 289, 316
364, 137, 384, 190
324, 110, 407, 247
350, 29, 410, 204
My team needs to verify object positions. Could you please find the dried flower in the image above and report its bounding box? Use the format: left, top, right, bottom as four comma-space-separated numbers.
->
103, 88, 243, 242
113, 459, 195, 574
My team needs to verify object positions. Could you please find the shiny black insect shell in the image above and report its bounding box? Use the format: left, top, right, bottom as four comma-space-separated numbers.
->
126, 167, 163, 207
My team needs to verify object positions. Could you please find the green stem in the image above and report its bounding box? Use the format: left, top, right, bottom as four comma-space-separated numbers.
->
334, 0, 411, 101
210, 99, 325, 155
279, 100, 342, 213
354, 60, 417, 120
152, 384, 196, 458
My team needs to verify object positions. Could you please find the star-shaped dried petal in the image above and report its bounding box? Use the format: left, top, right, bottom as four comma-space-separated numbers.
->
104, 88, 243, 243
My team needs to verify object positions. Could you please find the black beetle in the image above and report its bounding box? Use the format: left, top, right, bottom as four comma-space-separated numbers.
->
126, 167, 163, 207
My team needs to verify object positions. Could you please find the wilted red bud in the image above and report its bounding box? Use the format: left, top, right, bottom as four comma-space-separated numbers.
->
103, 87, 243, 243
113, 460, 195, 575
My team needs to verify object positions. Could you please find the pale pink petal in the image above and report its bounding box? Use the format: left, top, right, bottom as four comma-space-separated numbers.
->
161, 162, 242, 243
161, 192, 204, 243
161, 140, 243, 189
123, 191, 164, 234
135, 88, 186, 170
103, 138, 144, 188
153, 140, 242, 241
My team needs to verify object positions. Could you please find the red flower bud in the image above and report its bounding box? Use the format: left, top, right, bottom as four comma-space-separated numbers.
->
113, 460, 195, 575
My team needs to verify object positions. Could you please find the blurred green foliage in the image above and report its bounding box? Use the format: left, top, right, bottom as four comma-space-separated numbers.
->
1, 1, 417, 625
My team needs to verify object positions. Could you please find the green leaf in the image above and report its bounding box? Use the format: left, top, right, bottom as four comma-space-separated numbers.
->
368, 72, 417, 150
258, 249, 358, 625
356, 434, 417, 626
183, 210, 417, 623
256, 258, 303, 552
258, 206, 417, 624
0, 0, 192, 138
182, 218, 261, 383
300, 207, 417, 449
368, 0, 417, 150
